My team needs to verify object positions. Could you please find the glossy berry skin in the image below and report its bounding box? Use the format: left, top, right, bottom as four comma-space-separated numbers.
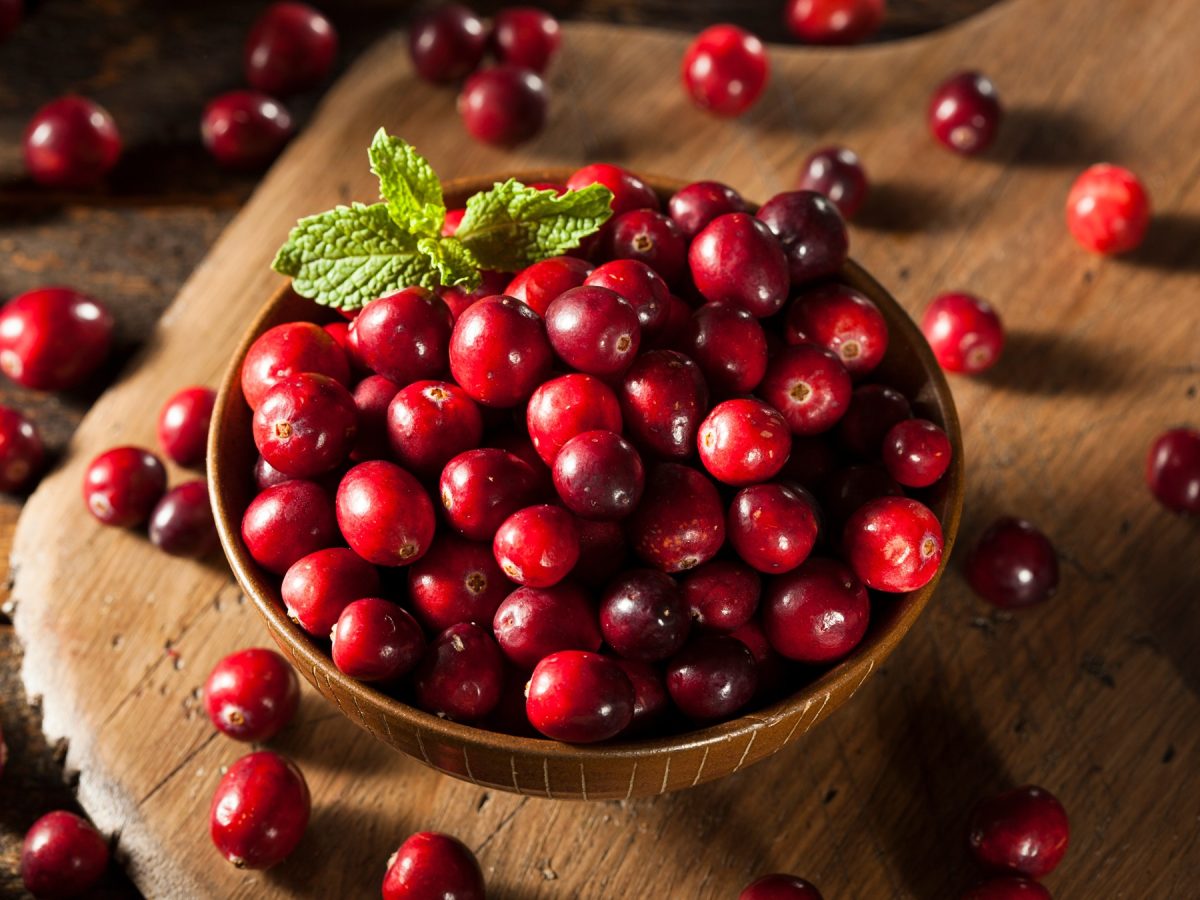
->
458, 66, 548, 147
387, 380, 482, 476
585, 259, 670, 337
20, 811, 109, 898
680, 302, 768, 395
681, 560, 761, 631
252, 372, 357, 478
760, 344, 852, 436
23, 96, 121, 188
681, 24, 769, 117
1146, 427, 1200, 514
244, 2, 338, 95
921, 292, 1004, 375
282, 547, 381, 636
545, 285, 641, 376
566, 163, 660, 216
669, 180, 748, 239
690, 213, 790, 318
786, 284, 888, 378
965, 518, 1058, 609
0, 286, 113, 391
756, 191, 849, 286
666, 635, 757, 720
203, 647, 300, 742
240, 321, 350, 411
968, 785, 1070, 879
493, 504, 580, 587
764, 558, 869, 663
158, 385, 216, 467
729, 483, 820, 574
928, 71, 1002, 156
797, 146, 869, 219
408, 4, 487, 82
336, 461, 436, 566
629, 463, 725, 572
1066, 163, 1151, 254
605, 209, 688, 286
620, 350, 709, 459
491, 7, 561, 73
382, 832, 486, 900
493, 582, 602, 669
697, 398, 791, 486
506, 256, 594, 316
209, 750, 310, 870
526, 373, 622, 465
526, 650, 634, 742
614, 658, 669, 734
355, 287, 453, 385
600, 569, 691, 662
409, 535, 511, 631
413, 623, 504, 721
450, 295, 552, 407
149, 480, 219, 557
785, 0, 883, 44
883, 418, 952, 487
844, 496, 943, 592
350, 374, 400, 461
0, 405, 44, 492
960, 877, 1052, 900
553, 430, 645, 520
739, 873, 825, 900
837, 384, 912, 459
201, 90, 294, 169
83, 446, 167, 527
331, 598, 425, 681
439, 448, 542, 541
242, 480, 337, 574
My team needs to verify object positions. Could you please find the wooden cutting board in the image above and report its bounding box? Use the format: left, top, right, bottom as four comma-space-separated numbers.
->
11, 0, 1200, 896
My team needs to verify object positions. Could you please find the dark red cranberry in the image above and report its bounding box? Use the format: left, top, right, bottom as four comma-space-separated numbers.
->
584, 259, 670, 337
604, 209, 687, 285
491, 7, 561, 73
282, 546, 381, 636
439, 448, 541, 541
506, 256, 594, 316
797, 146, 869, 219
23, 96, 121, 188
382, 832, 486, 900
763, 557, 869, 662
779, 434, 839, 490
157, 385, 215, 468
929, 71, 1002, 155
458, 66, 548, 146
355, 287, 453, 384
244, 2, 337, 95
574, 518, 629, 585
740, 872, 825, 900
844, 496, 943, 592
669, 180, 748, 239
682, 560, 761, 631
882, 418, 952, 487
439, 268, 507, 320
728, 483, 819, 573
149, 480, 218, 557
961, 877, 1052, 900
386, 380, 482, 476
336, 461, 435, 566
680, 302, 768, 395
450, 295, 552, 407
666, 635, 757, 720
681, 24, 769, 117
566, 163, 660, 216
690, 213, 789, 318
201, 90, 293, 169
545, 285, 641, 376
1147, 427, 1200, 514
203, 647, 300, 742
331, 598, 425, 681
965, 517, 1058, 609
921, 292, 1005, 374
629, 463, 725, 572
240, 321, 350, 410
0, 286, 113, 391
756, 191, 849, 286
553, 430, 645, 520
493, 582, 601, 669
409, 535, 510, 630
730, 616, 787, 696
786, 284, 888, 377
526, 373, 622, 465
20, 811, 109, 897
253, 372, 357, 477
600, 569, 691, 662
408, 3, 486, 82
209, 750, 310, 870
837, 384, 912, 458
822, 463, 902, 526
242, 480, 336, 574
612, 658, 668, 735
253, 455, 293, 490
0, 405, 44, 492
414, 622, 504, 721
493, 504, 580, 587
1066, 163, 1151, 255
1, 0, 22, 42
349, 374, 400, 461
968, 785, 1070, 879
760, 344, 852, 437
620, 350, 709, 459
526, 650, 634, 742
83, 446, 166, 527
785, 0, 883, 44
698, 398, 791, 486
492, 427, 554, 494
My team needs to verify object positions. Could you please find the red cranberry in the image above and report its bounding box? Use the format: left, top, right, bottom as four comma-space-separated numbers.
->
414, 623, 504, 721
1, 0, 22, 42
756, 191, 848, 286
450, 295, 552, 407
282, 546, 380, 635
408, 4, 487, 82
458, 66, 548, 146
682, 560, 760, 631
20, 811, 109, 898
681, 24, 769, 117
574, 518, 629, 585
409, 535, 510, 630
837, 384, 912, 458
0, 405, 44, 492
23, 96, 121, 188
336, 461, 435, 566
797, 146, 869, 219
787, 284, 888, 377
612, 658, 669, 735
785, 0, 883, 44
0, 286, 113, 391
157, 385, 215, 468
493, 582, 601, 668
210, 750, 310, 869
201, 90, 293, 169
921, 292, 1004, 375
566, 163, 660, 216
149, 479, 218, 557
1147, 427, 1200, 514
244, 2, 337, 95
83, 446, 166, 527
526, 373, 622, 465
585, 259, 670, 336
669, 180, 748, 239
620, 350, 709, 459
680, 302, 768, 395
506, 256, 593, 316
242, 480, 336, 574
382, 831, 485, 900
883, 418, 952, 487
729, 483, 819, 574
965, 517, 1058, 609
763, 557, 868, 662
1066, 163, 1151, 255
439, 268, 507, 319
968, 785, 1070, 879
600, 568, 691, 662
240, 321, 350, 410
493, 504, 580, 587
350, 374, 400, 461
844, 496, 943, 592
545, 285, 641, 376
698, 398, 790, 486
323, 320, 351, 353
666, 635, 757, 720
629, 463, 725, 572
604, 209, 687, 286
355, 287, 452, 384
961, 877, 1052, 900
690, 213, 789, 317
740, 872, 825, 900
439, 448, 541, 541
252, 372, 357, 478
386, 380, 482, 476
331, 598, 425, 681
203, 647, 300, 742
760, 344, 852, 437
822, 463, 902, 526
553, 430, 644, 520
491, 7, 561, 73
929, 71, 1002, 156
526, 650, 634, 742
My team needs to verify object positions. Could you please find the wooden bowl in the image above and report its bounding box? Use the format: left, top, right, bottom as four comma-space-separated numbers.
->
210, 172, 964, 801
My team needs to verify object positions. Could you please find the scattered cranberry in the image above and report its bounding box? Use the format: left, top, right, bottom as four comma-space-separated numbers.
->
844, 496, 943, 592
681, 24, 769, 117
620, 350, 709, 459
493, 582, 601, 669
23, 96, 121, 188
242, 479, 336, 574
439, 448, 542, 541
493, 504, 580, 587
668, 180, 748, 239
158, 385, 216, 467
837, 384, 912, 458
450, 295, 552, 407
740, 872, 825, 900
928, 71, 1002, 156
1066, 163, 1151, 255
83, 446, 167, 527
584, 259, 670, 337
282, 546, 381, 636
682, 560, 761, 632
491, 7, 561, 73
600, 567, 692, 661
545, 285, 641, 376
332, 598, 425, 681
203, 647, 300, 742
413, 622, 504, 721
252, 372, 357, 478
787, 283, 888, 378
690, 213, 789, 318
458, 65, 548, 146
20, 811, 109, 898
552, 430, 644, 521
210, 750, 310, 869
240, 320, 349, 410
336, 460, 435, 566
680, 302, 768, 395
822, 463, 902, 526
149, 479, 218, 557
526, 650, 634, 742
605, 209, 687, 285
409, 4, 487, 82
968, 785, 1070, 879
566, 163, 660, 216
756, 191, 848, 286
883, 418, 952, 487
349, 374, 400, 461
698, 398, 790, 486
921, 292, 1005, 375
409, 535, 511, 631
355, 287, 453, 384
666, 635, 757, 720
526, 373, 622, 465
0, 286, 113, 391
965, 517, 1059, 609
244, 2, 338, 96
629, 463, 725, 572
382, 831, 486, 900
764, 557, 868, 662
961, 877, 1052, 900
574, 518, 629, 585
0, 405, 44, 492
797, 146, 868, 219
506, 256, 594, 316
760, 344, 852, 437
387, 380, 482, 476
201, 90, 294, 169
1146, 427, 1200, 515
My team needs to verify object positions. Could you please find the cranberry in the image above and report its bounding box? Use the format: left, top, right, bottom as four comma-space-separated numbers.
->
323, 320, 352, 354
760, 345, 852, 437
669, 180, 748, 239
493, 582, 601, 668
526, 373, 622, 465
439, 448, 541, 541
350, 374, 400, 461
149, 479, 218, 557
450, 295, 552, 407
599, 569, 690, 662
439, 268, 507, 320
574, 518, 629, 585
763, 557, 869, 662
83, 446, 166, 527
252, 372, 357, 477
883, 418, 952, 487
210, 750, 310, 869
244, 2, 337, 95
493, 504, 580, 587
681, 24, 769, 117
20, 811, 109, 897
844, 496, 943, 592
780, 434, 839, 490
242, 480, 337, 574
680, 302, 768, 395
0, 0, 21, 42
157, 385, 215, 468
968, 785, 1070, 878
611, 658, 668, 734
822, 463, 902, 526
698, 398, 790, 486
837, 384, 912, 458
0, 405, 44, 492
491, 7, 561, 73
681, 560, 760, 631
408, 4, 487, 82
604, 209, 687, 285
355, 287, 453, 384
253, 455, 293, 490
409, 535, 510, 630
740, 873, 825, 899
545, 285, 641, 376
786, 284, 888, 377
756, 191, 848, 286
414, 622, 504, 721
585, 259, 670, 337
1147, 427, 1200, 514
921, 292, 1005, 375
928, 71, 1002, 156
0, 286, 113, 391
797, 146, 869, 219
961, 877, 1052, 900
526, 650, 634, 742
336, 460, 435, 566
458, 66, 548, 146
620, 350, 709, 459
506, 256, 594, 316
282, 546, 381, 636
553, 430, 645, 520
730, 483, 819, 573
331, 598, 424, 681
690, 213, 789, 317
566, 163, 660, 216
201, 90, 293, 169
1066, 163, 1151, 255
23, 96, 121, 188
386, 380, 482, 476
203, 647, 300, 742
730, 616, 787, 695
666, 635, 757, 720
382, 831, 486, 900
629, 463, 725, 572
965, 517, 1058, 609
241, 321, 349, 410
785, 0, 883, 44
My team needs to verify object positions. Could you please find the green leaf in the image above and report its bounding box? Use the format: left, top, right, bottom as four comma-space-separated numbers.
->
417, 236, 481, 290
368, 128, 445, 237
455, 180, 614, 273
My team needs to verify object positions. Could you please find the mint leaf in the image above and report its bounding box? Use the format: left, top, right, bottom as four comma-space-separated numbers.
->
417, 236, 481, 290
368, 128, 445, 237
455, 180, 614, 273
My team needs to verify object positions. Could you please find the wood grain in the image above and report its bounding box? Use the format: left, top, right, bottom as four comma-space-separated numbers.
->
8, 0, 1200, 897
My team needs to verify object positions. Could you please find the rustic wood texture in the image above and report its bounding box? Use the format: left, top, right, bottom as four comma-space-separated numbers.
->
5, 1, 1200, 898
